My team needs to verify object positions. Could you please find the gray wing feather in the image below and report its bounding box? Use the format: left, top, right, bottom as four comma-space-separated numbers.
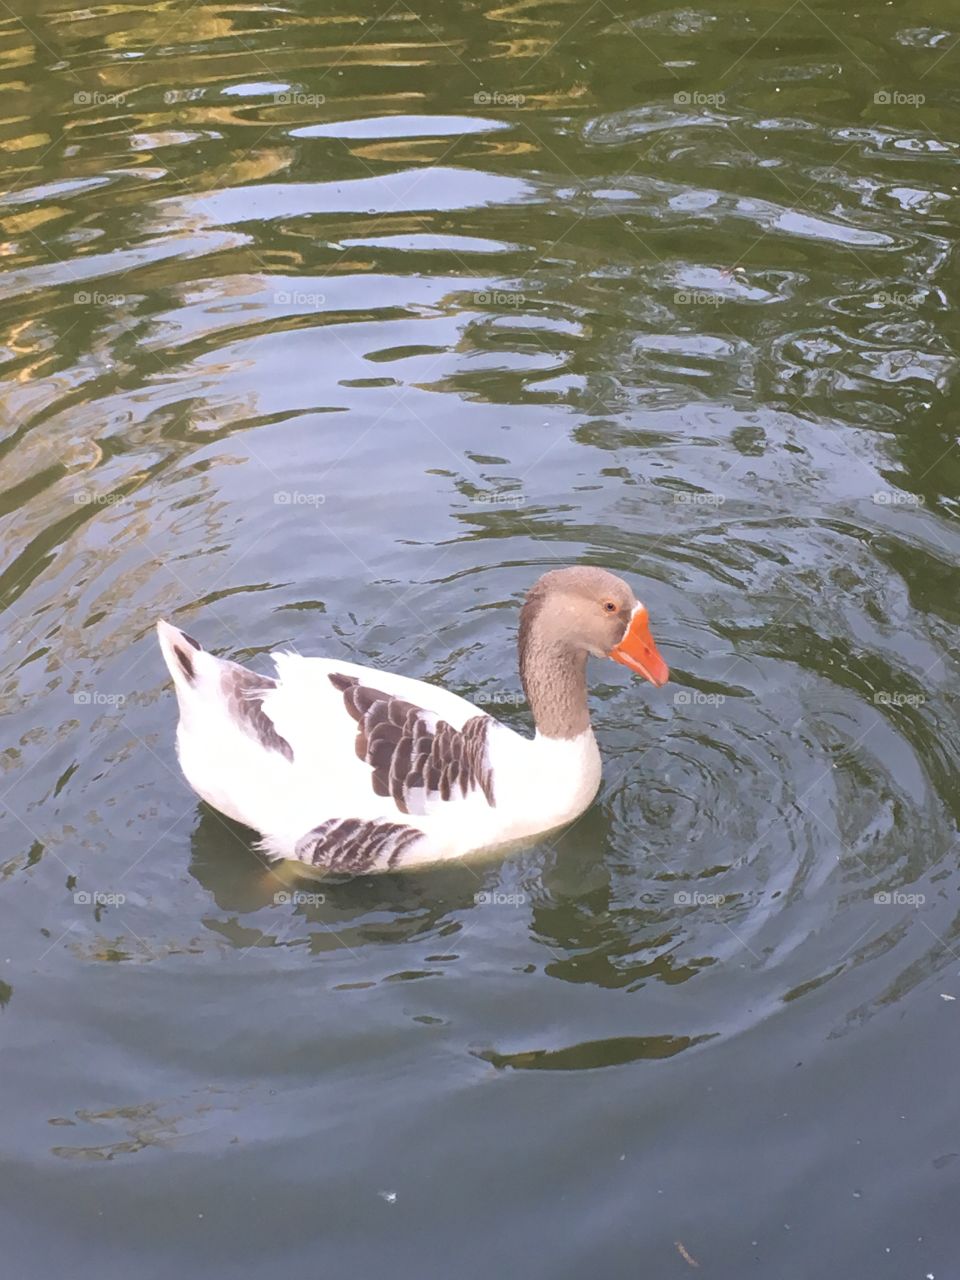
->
220, 665, 294, 762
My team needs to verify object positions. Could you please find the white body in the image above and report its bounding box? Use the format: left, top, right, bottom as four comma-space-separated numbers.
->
159, 624, 602, 868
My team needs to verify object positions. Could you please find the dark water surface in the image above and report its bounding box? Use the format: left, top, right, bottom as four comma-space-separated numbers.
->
2, 0, 960, 1275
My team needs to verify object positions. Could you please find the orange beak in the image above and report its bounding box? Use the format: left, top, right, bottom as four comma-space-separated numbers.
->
609, 607, 669, 686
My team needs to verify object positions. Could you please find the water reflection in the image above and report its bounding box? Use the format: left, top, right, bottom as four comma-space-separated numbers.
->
473, 1032, 715, 1070
2, 4, 960, 1274
188, 805, 489, 953
0, 0, 958, 1236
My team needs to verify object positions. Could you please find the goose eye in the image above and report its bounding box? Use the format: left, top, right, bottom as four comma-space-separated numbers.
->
603, 600, 617, 613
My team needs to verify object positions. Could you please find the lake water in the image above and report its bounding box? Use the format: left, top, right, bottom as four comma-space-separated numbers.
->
2, 1, 960, 1275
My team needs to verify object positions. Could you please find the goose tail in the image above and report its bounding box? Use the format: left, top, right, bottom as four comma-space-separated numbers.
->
156, 619, 219, 708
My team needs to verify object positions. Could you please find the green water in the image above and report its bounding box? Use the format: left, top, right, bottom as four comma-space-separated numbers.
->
2, 1, 959, 1275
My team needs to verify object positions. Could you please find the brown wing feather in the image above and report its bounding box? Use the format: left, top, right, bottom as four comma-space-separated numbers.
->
328, 672, 496, 813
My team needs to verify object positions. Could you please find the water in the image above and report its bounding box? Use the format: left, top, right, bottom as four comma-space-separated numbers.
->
2, 1, 959, 1275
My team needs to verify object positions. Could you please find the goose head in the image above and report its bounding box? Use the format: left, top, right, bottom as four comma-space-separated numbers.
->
518, 566, 669, 739
521, 566, 668, 684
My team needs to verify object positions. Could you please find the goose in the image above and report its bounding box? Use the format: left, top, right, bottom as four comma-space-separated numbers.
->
156, 566, 669, 873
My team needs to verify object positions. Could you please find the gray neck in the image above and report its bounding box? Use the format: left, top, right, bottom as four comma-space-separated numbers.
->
518, 608, 591, 740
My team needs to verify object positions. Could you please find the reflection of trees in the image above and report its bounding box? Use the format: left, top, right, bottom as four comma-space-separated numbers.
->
0, 0, 956, 1063
0, 394, 250, 630
474, 1030, 714, 1070
49, 1091, 241, 1160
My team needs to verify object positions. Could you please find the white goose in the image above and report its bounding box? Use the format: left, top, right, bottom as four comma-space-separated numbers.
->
157, 566, 669, 872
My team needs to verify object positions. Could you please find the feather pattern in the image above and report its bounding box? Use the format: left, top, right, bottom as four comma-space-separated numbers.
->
294, 817, 425, 872
328, 672, 495, 813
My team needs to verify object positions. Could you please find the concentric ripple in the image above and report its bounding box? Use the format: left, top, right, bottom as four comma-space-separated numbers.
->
0, 10, 959, 1271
